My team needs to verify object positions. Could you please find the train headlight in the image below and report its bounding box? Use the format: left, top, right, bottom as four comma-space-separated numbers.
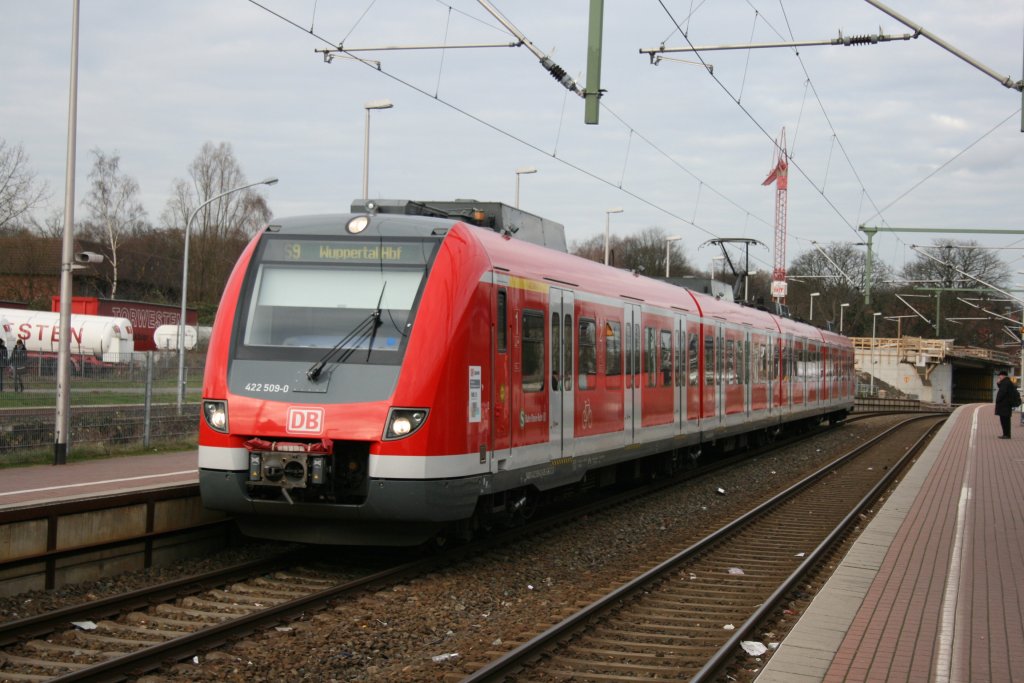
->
347, 216, 369, 234
203, 400, 229, 433
384, 408, 428, 440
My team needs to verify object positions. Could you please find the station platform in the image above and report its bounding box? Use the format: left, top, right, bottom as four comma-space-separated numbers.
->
0, 450, 197, 510
757, 403, 1024, 683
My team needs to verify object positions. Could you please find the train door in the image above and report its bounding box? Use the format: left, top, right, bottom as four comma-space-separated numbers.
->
775, 335, 788, 410
624, 303, 642, 442
807, 342, 819, 403
701, 323, 719, 422
548, 288, 576, 459
744, 331, 752, 417
491, 284, 512, 470
686, 319, 700, 425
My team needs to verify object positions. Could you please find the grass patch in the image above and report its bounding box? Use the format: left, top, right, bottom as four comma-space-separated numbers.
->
2, 389, 201, 408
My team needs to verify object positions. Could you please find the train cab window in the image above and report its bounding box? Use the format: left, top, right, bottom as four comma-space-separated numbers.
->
522, 310, 545, 392
578, 318, 597, 390
605, 321, 622, 376
497, 289, 507, 353
660, 330, 672, 387
236, 236, 435, 364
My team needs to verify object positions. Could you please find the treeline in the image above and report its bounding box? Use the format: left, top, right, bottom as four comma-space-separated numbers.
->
2, 136, 1013, 345
0, 138, 270, 322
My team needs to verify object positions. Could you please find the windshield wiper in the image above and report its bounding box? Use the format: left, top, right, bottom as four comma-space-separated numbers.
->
305, 285, 386, 382
363, 285, 386, 362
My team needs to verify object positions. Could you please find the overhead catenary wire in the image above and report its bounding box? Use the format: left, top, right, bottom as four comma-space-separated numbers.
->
245, 0, 779, 273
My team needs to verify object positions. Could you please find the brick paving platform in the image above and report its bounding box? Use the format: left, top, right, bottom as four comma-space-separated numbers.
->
0, 450, 197, 510
757, 404, 1024, 682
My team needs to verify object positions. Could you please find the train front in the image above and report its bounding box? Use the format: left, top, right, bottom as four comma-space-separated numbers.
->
198, 212, 488, 545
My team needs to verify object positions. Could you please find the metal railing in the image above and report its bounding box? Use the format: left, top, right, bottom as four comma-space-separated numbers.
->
0, 351, 203, 456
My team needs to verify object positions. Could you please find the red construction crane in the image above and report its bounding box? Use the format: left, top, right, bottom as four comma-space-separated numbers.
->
762, 127, 789, 303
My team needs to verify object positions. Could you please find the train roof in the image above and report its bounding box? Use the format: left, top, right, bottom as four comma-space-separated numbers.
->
349, 198, 567, 252
262, 210, 846, 346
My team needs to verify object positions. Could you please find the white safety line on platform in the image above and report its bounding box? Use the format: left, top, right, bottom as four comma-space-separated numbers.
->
0, 470, 196, 498
934, 406, 978, 683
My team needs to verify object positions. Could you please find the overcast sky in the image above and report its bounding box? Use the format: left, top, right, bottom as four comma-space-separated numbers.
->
2, 1, 1022, 278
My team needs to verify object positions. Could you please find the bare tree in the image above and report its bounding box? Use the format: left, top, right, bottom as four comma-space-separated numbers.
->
571, 227, 693, 276
80, 149, 147, 299
900, 239, 1008, 290
0, 139, 49, 232
897, 239, 1011, 345
788, 243, 892, 325
162, 142, 272, 309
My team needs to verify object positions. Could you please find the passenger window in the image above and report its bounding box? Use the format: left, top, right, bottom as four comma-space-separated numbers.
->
497, 289, 507, 353
633, 324, 641, 378
688, 333, 699, 387
522, 311, 545, 392
551, 313, 561, 391
726, 339, 736, 385
605, 321, 621, 376
645, 327, 657, 387
660, 330, 672, 387
675, 331, 682, 387
578, 318, 597, 390
743, 340, 750, 385
564, 313, 573, 393
704, 333, 715, 386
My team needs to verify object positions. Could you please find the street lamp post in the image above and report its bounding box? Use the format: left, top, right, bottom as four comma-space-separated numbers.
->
809, 292, 820, 321
362, 99, 393, 201
665, 235, 682, 277
870, 311, 882, 394
839, 302, 850, 333
603, 207, 623, 265
514, 166, 536, 208
177, 177, 278, 414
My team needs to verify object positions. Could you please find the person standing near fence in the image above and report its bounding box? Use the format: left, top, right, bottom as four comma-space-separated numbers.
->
0, 339, 6, 392
11, 339, 26, 393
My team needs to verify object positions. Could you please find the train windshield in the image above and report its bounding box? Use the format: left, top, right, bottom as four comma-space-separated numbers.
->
234, 236, 436, 364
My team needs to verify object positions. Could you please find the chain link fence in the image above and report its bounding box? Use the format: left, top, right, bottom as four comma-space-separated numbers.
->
0, 351, 204, 457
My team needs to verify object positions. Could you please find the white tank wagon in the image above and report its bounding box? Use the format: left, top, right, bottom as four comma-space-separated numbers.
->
0, 308, 134, 362
152, 324, 212, 351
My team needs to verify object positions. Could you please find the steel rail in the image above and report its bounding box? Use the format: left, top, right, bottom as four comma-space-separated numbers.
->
459, 414, 944, 682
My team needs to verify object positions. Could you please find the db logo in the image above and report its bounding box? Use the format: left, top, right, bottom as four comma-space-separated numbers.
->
286, 407, 325, 434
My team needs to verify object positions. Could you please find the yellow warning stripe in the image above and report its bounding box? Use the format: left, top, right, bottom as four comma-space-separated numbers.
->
508, 275, 549, 294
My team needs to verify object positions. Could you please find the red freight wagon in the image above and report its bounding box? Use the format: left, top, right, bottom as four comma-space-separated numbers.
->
51, 296, 197, 352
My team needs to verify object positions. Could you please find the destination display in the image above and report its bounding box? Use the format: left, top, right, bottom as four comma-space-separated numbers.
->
263, 239, 431, 265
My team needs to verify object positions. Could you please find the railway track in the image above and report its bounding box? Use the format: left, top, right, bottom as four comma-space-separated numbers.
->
459, 414, 945, 682
0, 414, 919, 681
0, 548, 433, 682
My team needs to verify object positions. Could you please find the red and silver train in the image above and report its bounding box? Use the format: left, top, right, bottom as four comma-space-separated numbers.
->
199, 200, 854, 545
